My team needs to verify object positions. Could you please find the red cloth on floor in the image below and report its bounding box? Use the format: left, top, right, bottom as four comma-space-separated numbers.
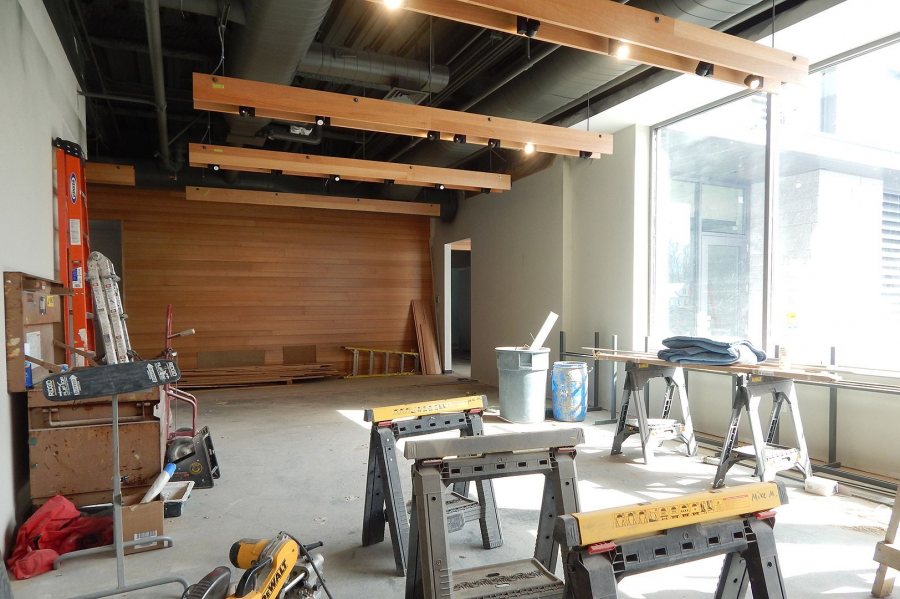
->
5, 495, 113, 580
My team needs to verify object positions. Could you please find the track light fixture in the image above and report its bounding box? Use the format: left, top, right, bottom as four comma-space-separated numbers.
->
331, 174, 341, 182
695, 61, 715, 77
435, 183, 446, 190
487, 138, 500, 149
426, 130, 440, 141
315, 115, 329, 126
238, 105, 255, 118
383, 0, 402, 9
453, 134, 467, 144
579, 150, 592, 159
211, 164, 220, 171
516, 16, 540, 38
611, 40, 630, 60
363, 0, 808, 91
744, 75, 764, 90
523, 142, 535, 155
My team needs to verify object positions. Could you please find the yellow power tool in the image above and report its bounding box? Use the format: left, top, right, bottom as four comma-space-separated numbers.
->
183, 532, 330, 599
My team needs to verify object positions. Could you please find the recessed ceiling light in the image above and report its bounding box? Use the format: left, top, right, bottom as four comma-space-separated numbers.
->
523, 142, 535, 154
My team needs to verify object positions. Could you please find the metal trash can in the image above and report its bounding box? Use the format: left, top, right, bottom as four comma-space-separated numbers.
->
496, 346, 550, 423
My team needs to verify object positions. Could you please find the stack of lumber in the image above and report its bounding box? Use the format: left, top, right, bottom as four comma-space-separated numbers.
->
411, 300, 441, 375
179, 363, 342, 389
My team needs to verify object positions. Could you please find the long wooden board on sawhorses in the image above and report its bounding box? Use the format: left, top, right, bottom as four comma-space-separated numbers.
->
585, 348, 840, 488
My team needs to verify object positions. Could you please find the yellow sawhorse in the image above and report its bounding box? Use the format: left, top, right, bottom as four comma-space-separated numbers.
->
557, 481, 789, 598
362, 396, 501, 577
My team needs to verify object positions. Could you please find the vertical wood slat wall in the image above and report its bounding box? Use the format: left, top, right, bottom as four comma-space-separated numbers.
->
88, 185, 433, 372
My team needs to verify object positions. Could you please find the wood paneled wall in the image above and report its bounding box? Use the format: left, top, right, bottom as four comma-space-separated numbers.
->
88, 185, 433, 372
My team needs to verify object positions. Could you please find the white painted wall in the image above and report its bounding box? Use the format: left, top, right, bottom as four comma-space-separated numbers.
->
0, 0, 85, 555
564, 125, 650, 410
433, 163, 566, 387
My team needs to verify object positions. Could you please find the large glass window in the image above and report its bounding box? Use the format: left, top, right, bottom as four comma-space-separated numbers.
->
652, 40, 900, 370
773, 42, 900, 368
652, 95, 767, 340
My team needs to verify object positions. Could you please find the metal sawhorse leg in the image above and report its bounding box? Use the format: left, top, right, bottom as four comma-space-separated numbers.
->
557, 481, 789, 599
362, 396, 502, 576
713, 375, 812, 489
405, 429, 584, 599
611, 363, 697, 464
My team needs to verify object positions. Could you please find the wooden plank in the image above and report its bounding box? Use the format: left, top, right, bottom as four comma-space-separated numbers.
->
283, 345, 317, 365
29, 421, 161, 498
179, 363, 342, 388
585, 348, 841, 383
194, 73, 612, 158
872, 485, 900, 597
411, 299, 441, 375
84, 162, 136, 186
185, 186, 440, 216
450, 239, 471, 251
188, 143, 510, 192
197, 349, 266, 368
371, 0, 806, 92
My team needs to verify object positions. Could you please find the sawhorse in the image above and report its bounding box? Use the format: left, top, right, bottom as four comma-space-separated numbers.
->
558, 481, 789, 598
611, 363, 697, 464
872, 484, 900, 597
362, 396, 502, 576
404, 429, 583, 599
713, 375, 811, 488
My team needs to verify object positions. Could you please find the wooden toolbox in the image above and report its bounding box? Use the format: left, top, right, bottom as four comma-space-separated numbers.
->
27, 388, 164, 507
4, 272, 65, 392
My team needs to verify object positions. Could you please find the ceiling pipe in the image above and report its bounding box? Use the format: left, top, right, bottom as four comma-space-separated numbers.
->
144, 0, 177, 172
298, 43, 450, 93
226, 0, 334, 146
130, 0, 247, 25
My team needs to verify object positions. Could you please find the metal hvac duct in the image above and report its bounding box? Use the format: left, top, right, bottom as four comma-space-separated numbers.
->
225, 0, 333, 146
299, 43, 450, 93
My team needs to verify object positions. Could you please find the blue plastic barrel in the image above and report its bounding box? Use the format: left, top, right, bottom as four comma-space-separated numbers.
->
551, 361, 588, 422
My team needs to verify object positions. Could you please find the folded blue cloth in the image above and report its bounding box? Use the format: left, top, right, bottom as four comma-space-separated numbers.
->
657, 336, 766, 365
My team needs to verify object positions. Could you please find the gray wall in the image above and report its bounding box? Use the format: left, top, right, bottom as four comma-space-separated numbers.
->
0, 0, 86, 554
432, 163, 566, 386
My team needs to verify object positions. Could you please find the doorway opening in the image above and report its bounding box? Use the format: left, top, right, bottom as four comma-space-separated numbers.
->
447, 239, 471, 378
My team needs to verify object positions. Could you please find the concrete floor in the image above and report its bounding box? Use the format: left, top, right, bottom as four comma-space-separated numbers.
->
11, 374, 894, 598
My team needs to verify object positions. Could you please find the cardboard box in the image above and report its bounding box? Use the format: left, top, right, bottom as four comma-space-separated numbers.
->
122, 493, 165, 554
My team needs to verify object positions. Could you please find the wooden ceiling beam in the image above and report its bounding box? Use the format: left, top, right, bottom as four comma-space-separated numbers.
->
185, 186, 441, 217
193, 73, 612, 158
188, 143, 511, 193
84, 162, 135, 186
366, 0, 807, 92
